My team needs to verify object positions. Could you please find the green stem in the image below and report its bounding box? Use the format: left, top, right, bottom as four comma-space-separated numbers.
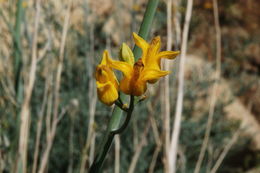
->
14, 0, 24, 104
111, 95, 134, 134
133, 0, 159, 59
89, 96, 134, 173
88, 0, 159, 172
14, 1, 25, 172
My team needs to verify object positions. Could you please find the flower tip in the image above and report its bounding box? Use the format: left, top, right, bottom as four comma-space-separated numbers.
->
103, 50, 109, 56
101, 50, 110, 65
163, 70, 171, 75
155, 36, 161, 41
132, 32, 138, 36
122, 42, 127, 47
171, 50, 180, 59
175, 50, 181, 55
132, 32, 140, 40
103, 50, 113, 64
150, 36, 161, 45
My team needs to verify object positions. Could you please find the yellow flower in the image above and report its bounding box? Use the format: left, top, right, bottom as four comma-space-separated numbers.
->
106, 33, 179, 96
106, 57, 169, 97
95, 50, 119, 105
133, 32, 180, 83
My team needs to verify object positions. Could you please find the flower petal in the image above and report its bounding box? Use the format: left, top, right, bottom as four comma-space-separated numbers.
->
120, 76, 147, 96
119, 77, 131, 95
95, 66, 109, 83
145, 50, 180, 71
148, 36, 161, 56
106, 55, 133, 78
157, 50, 180, 59
100, 50, 109, 65
131, 79, 147, 96
141, 69, 170, 82
141, 36, 161, 66
133, 32, 149, 58
96, 81, 118, 106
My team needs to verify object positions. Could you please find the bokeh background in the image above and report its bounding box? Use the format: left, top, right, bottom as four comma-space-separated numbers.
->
0, 0, 260, 173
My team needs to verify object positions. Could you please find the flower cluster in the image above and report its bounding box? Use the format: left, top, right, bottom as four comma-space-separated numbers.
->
95, 33, 180, 106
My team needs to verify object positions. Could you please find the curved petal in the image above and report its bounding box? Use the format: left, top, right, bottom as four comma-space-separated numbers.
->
95, 66, 109, 83
141, 69, 170, 82
96, 81, 118, 106
95, 65, 119, 87
131, 79, 147, 96
145, 50, 180, 71
157, 50, 180, 59
133, 32, 149, 58
142, 37, 161, 66
142, 36, 160, 68
148, 36, 161, 57
101, 50, 109, 65
105, 55, 133, 78
119, 77, 131, 95
120, 75, 147, 96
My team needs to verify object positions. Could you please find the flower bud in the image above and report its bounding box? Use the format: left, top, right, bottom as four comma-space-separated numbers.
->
119, 43, 134, 65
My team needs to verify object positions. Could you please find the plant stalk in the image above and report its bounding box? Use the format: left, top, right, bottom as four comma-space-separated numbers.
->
14, 0, 24, 103
88, 0, 159, 172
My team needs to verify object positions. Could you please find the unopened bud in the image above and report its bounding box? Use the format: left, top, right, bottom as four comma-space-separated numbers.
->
122, 104, 128, 109
119, 43, 134, 65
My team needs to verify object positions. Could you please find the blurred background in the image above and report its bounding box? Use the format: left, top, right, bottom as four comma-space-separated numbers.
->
0, 0, 259, 173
